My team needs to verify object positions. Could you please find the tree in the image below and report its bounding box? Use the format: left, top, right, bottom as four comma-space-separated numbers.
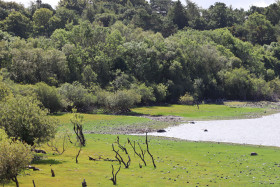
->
97, 89, 141, 113
223, 68, 252, 100
0, 96, 58, 145
70, 110, 85, 163
185, 0, 200, 22
0, 129, 33, 187
32, 8, 53, 36
131, 83, 156, 105
1, 11, 31, 38
168, 0, 188, 29
0, 76, 12, 102
244, 12, 275, 45
35, 82, 63, 113
58, 82, 96, 112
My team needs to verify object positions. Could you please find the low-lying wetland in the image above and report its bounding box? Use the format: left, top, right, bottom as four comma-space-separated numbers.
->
6, 103, 280, 186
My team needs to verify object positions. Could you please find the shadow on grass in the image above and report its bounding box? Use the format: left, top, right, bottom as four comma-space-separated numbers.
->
32, 159, 63, 165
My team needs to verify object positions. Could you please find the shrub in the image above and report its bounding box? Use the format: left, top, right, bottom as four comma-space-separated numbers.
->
153, 83, 168, 103
179, 92, 194, 105
131, 83, 155, 105
97, 89, 141, 113
35, 82, 63, 113
0, 129, 33, 187
58, 82, 96, 112
0, 96, 58, 145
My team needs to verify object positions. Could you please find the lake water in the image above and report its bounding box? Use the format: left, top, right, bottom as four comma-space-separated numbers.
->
147, 113, 280, 147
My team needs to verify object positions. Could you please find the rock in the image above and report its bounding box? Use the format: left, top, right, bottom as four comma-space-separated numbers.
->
251, 152, 258, 156
157, 129, 166, 133
204, 129, 208, 132
27, 165, 40, 171
190, 121, 195, 124
33, 149, 47, 154
88, 156, 97, 161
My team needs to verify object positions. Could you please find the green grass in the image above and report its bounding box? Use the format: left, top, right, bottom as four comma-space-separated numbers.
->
131, 104, 269, 120
53, 113, 175, 134
6, 103, 279, 186
10, 134, 280, 187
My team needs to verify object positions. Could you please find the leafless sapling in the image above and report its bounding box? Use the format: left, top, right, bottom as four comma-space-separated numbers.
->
112, 144, 130, 168
47, 131, 71, 155
110, 165, 121, 185
145, 132, 156, 168
128, 138, 146, 166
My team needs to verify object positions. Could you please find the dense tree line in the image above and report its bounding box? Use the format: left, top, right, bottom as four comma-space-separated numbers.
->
1, 0, 280, 113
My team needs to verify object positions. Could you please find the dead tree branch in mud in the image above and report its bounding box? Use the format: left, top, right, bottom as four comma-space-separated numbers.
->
145, 132, 156, 168
110, 165, 121, 185
127, 138, 146, 166
116, 136, 128, 154
112, 144, 130, 168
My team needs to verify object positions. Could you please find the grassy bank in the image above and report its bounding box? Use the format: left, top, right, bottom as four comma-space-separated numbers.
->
131, 104, 269, 120
53, 104, 273, 134
10, 134, 280, 187
53, 113, 177, 134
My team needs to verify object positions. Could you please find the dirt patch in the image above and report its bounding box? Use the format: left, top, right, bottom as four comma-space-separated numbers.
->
144, 115, 187, 123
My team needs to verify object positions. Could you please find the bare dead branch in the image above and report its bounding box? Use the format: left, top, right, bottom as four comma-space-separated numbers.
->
110, 165, 121, 185
76, 146, 82, 164
128, 138, 146, 166
112, 144, 130, 168
146, 132, 156, 168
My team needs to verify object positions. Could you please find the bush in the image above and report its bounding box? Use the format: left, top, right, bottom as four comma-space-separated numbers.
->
131, 83, 156, 104
58, 82, 96, 112
0, 96, 58, 145
35, 82, 63, 113
97, 89, 141, 113
0, 129, 33, 187
153, 83, 168, 103
179, 92, 194, 105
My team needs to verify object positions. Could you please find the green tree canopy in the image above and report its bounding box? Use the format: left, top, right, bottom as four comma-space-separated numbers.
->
0, 95, 58, 145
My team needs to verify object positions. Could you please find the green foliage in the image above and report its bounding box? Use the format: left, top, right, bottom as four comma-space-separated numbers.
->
131, 83, 156, 104
0, 11, 31, 38
97, 89, 141, 113
153, 83, 168, 102
0, 76, 12, 102
59, 82, 96, 112
244, 12, 275, 45
168, 0, 188, 29
0, 96, 58, 145
0, 132, 32, 186
179, 92, 194, 105
223, 68, 252, 100
35, 82, 63, 113
32, 8, 53, 36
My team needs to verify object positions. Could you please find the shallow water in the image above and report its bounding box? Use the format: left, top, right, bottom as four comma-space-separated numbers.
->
147, 113, 280, 147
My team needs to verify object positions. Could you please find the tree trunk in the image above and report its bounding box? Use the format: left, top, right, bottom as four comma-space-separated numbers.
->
12, 176, 19, 187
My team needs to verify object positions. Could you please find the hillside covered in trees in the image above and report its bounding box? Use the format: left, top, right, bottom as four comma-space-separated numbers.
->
1, 0, 280, 113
